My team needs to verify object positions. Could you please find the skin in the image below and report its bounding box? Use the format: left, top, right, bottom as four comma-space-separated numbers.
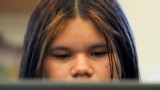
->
43, 17, 115, 82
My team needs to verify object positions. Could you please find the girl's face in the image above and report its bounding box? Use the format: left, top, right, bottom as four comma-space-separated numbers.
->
43, 17, 117, 82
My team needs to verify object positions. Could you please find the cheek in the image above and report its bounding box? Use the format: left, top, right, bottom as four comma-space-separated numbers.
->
92, 58, 111, 80
43, 60, 70, 80
95, 55, 120, 80
98, 64, 111, 80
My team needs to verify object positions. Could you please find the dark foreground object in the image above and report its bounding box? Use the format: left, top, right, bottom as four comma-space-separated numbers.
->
0, 80, 159, 90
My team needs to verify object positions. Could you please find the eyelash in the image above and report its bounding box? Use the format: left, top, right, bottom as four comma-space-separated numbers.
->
52, 54, 71, 59
50, 51, 108, 60
90, 51, 108, 57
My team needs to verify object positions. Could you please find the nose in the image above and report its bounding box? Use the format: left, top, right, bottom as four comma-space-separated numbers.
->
71, 54, 93, 78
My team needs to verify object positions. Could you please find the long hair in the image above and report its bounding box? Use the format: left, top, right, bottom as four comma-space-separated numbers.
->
19, 0, 139, 80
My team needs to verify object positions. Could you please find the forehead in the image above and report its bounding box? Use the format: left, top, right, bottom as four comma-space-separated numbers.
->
49, 17, 106, 49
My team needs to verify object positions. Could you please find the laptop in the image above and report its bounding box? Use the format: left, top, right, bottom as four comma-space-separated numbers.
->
0, 80, 159, 90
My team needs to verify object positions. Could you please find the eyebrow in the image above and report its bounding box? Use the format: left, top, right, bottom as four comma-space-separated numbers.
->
89, 44, 107, 49
48, 46, 70, 53
49, 44, 106, 51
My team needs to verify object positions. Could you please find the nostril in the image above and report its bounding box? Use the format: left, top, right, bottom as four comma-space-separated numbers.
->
73, 72, 92, 78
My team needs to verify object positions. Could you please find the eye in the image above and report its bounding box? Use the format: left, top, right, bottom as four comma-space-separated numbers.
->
90, 51, 107, 57
51, 54, 71, 59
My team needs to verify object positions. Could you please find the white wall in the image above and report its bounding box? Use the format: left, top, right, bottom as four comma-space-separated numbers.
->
119, 0, 160, 83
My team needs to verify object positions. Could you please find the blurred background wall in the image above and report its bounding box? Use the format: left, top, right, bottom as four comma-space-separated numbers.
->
119, 0, 160, 83
0, 0, 40, 80
0, 0, 160, 83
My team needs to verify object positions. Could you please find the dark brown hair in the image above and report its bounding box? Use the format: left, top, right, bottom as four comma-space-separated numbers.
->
20, 0, 139, 80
